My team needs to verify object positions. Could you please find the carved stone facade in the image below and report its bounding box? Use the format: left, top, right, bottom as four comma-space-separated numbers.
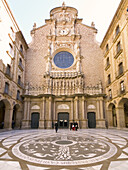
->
23, 3, 105, 129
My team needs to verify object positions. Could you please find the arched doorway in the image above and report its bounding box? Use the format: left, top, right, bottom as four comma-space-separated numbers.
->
58, 112, 69, 128
107, 103, 117, 128
31, 112, 40, 129
87, 112, 96, 128
0, 101, 5, 129
118, 98, 128, 128
12, 104, 21, 129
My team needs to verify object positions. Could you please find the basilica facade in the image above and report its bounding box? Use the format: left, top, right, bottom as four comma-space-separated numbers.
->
23, 3, 105, 129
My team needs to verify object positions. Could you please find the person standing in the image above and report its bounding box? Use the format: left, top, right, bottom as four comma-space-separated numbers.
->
55, 122, 58, 133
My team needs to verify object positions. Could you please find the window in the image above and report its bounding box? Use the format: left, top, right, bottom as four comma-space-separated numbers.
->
106, 44, 109, 52
120, 81, 125, 92
4, 82, 9, 94
9, 43, 13, 55
116, 25, 120, 36
116, 41, 121, 53
108, 74, 111, 85
106, 57, 110, 67
20, 45, 23, 53
18, 75, 21, 85
118, 62, 123, 75
17, 90, 20, 100
19, 58, 22, 65
108, 89, 112, 99
6, 64, 11, 76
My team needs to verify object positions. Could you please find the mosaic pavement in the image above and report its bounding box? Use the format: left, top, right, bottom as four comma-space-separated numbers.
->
0, 129, 128, 170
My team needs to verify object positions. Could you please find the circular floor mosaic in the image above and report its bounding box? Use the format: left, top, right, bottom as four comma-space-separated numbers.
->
12, 132, 117, 166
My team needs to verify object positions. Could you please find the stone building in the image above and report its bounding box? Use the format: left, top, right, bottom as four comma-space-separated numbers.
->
101, 0, 128, 128
0, 0, 28, 129
1, 0, 128, 130
23, 2, 105, 129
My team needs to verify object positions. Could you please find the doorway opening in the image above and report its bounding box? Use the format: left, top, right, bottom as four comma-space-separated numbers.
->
58, 112, 69, 128
87, 112, 96, 128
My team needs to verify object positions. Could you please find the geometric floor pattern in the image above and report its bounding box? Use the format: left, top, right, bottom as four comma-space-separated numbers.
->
0, 129, 128, 170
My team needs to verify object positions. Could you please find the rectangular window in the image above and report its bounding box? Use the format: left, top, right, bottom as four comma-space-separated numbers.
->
119, 62, 123, 75
117, 41, 121, 54
106, 57, 110, 67
17, 90, 20, 100
4, 82, 9, 94
120, 81, 125, 92
116, 25, 120, 36
108, 74, 111, 85
109, 89, 112, 99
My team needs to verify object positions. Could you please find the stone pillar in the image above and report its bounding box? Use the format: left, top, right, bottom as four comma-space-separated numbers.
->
47, 96, 52, 128
39, 97, 45, 129
4, 108, 13, 130
81, 96, 88, 128
96, 100, 100, 119
74, 96, 78, 121
116, 107, 125, 129
70, 99, 74, 124
106, 109, 113, 127
22, 99, 31, 129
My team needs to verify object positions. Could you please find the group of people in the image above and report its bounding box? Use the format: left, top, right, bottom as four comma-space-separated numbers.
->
70, 122, 78, 131
54, 122, 79, 132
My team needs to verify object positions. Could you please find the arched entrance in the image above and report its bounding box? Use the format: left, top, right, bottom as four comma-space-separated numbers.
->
58, 112, 69, 128
0, 101, 5, 129
107, 103, 117, 128
87, 112, 96, 128
12, 104, 21, 129
31, 112, 40, 129
0, 99, 11, 129
118, 98, 128, 128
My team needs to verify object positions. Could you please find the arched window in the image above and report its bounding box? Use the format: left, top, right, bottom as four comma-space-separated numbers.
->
20, 45, 23, 53
116, 25, 120, 36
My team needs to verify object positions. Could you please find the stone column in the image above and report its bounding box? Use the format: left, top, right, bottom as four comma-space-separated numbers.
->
106, 109, 113, 127
39, 97, 45, 129
74, 96, 79, 121
96, 100, 100, 119
4, 108, 13, 130
70, 99, 74, 124
47, 96, 52, 128
22, 99, 31, 129
116, 107, 125, 129
81, 96, 87, 128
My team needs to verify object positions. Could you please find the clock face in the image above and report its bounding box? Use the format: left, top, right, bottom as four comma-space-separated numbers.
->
53, 51, 74, 69
59, 28, 69, 36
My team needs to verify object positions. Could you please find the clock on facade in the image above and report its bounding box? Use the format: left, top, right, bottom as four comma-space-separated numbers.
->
53, 51, 74, 69
59, 28, 69, 36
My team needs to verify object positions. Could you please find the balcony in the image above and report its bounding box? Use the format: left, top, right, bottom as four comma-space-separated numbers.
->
105, 63, 110, 71
18, 62, 24, 71
114, 49, 123, 59
4, 67, 13, 80
17, 80, 24, 89
113, 31, 121, 43
119, 87, 126, 95
3, 89, 12, 96
115, 69, 124, 79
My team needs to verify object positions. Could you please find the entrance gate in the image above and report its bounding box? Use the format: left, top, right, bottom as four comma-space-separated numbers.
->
87, 112, 96, 128
58, 112, 69, 128
31, 112, 40, 129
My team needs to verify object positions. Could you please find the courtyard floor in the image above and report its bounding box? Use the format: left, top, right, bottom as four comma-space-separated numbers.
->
0, 129, 128, 170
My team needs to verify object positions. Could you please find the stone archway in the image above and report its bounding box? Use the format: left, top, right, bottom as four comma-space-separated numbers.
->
117, 98, 128, 128
107, 103, 117, 128
12, 104, 21, 129
0, 99, 12, 129
0, 100, 5, 129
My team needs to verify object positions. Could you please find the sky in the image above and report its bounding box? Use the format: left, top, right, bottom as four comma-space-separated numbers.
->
7, 0, 121, 44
